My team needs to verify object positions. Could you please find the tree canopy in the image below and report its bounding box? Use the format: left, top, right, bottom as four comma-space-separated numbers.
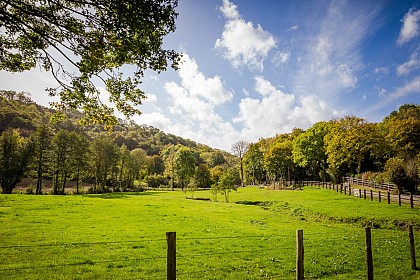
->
0, 0, 180, 127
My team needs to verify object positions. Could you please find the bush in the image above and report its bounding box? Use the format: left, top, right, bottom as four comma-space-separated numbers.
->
25, 187, 34, 195
385, 158, 418, 193
144, 174, 169, 188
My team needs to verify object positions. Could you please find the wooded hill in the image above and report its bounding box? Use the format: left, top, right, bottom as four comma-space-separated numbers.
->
0, 90, 237, 195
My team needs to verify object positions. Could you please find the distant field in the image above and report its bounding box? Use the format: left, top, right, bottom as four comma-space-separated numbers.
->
1, 186, 420, 279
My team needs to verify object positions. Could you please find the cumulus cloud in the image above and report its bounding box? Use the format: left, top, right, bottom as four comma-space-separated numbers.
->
234, 76, 338, 139
397, 7, 420, 45
215, 0, 277, 71
178, 53, 233, 105
161, 52, 240, 150
135, 112, 172, 130
396, 50, 420, 76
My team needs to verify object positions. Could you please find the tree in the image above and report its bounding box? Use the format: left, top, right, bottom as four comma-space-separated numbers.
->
0, 129, 33, 193
264, 137, 294, 186
194, 164, 212, 189
68, 132, 90, 193
325, 116, 387, 182
29, 124, 52, 194
232, 140, 248, 187
90, 137, 119, 193
51, 130, 73, 194
384, 157, 418, 193
174, 147, 196, 190
243, 143, 264, 185
217, 168, 240, 202
292, 121, 330, 181
1, 0, 180, 126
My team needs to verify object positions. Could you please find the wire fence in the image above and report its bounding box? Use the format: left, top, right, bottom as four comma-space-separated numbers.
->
1, 228, 417, 279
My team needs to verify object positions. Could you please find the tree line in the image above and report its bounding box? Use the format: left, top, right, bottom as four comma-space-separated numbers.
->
242, 104, 420, 193
0, 91, 239, 198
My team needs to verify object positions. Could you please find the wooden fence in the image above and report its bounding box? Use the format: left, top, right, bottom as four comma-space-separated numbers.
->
308, 180, 420, 209
166, 227, 417, 280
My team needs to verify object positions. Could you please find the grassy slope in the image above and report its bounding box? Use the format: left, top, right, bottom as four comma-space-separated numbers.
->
0, 187, 419, 279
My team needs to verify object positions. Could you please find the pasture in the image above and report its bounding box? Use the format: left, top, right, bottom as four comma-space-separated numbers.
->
1, 186, 419, 279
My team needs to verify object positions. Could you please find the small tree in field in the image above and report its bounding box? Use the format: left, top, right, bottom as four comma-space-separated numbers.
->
218, 168, 240, 202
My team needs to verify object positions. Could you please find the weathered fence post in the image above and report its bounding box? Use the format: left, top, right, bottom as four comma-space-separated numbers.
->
387, 192, 390, 204
409, 225, 417, 270
340, 185, 343, 194
378, 191, 381, 202
296, 229, 304, 280
344, 186, 347, 195
364, 189, 366, 200
349, 185, 351, 195
370, 190, 373, 201
359, 189, 362, 199
410, 193, 414, 209
166, 232, 176, 280
365, 227, 373, 280
398, 193, 401, 206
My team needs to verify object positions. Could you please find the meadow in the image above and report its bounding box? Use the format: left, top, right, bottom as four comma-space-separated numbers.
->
1, 186, 420, 279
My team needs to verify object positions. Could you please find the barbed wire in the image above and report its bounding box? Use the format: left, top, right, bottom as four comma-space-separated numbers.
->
0, 255, 166, 271
0, 238, 166, 249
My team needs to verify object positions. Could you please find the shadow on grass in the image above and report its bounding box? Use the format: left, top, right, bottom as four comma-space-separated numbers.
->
83, 191, 165, 199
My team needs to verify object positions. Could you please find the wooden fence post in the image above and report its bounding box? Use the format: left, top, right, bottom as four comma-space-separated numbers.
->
364, 189, 366, 200
387, 192, 390, 204
410, 193, 414, 209
340, 185, 343, 194
344, 186, 347, 195
370, 190, 373, 201
409, 225, 417, 270
398, 193, 401, 206
166, 232, 176, 280
378, 191, 381, 202
365, 227, 373, 280
296, 229, 304, 280
349, 185, 351, 195
359, 189, 362, 199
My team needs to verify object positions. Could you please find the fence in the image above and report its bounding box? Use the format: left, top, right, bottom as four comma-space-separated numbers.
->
309, 180, 420, 209
1, 228, 418, 279
344, 177, 398, 192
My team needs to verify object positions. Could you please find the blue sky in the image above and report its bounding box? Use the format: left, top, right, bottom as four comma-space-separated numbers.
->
1, 0, 419, 151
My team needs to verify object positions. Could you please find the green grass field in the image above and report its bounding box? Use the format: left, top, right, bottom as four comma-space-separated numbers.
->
1, 186, 420, 279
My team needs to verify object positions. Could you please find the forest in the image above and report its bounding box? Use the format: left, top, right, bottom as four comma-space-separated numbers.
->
0, 89, 419, 195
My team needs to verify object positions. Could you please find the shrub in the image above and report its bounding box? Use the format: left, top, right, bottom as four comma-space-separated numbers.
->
144, 174, 169, 188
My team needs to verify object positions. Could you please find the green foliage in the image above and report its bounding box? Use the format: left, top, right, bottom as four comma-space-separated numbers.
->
217, 168, 240, 202
292, 121, 330, 180
144, 174, 169, 188
174, 147, 197, 190
385, 157, 418, 192
0, 129, 33, 193
1, 1, 180, 126
243, 143, 264, 185
194, 164, 212, 189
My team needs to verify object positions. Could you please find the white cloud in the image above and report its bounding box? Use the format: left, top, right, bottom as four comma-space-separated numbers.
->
397, 7, 420, 45
396, 50, 420, 76
135, 112, 172, 130
289, 25, 299, 31
219, 0, 240, 20
215, 0, 277, 71
393, 76, 420, 98
293, 1, 377, 98
234, 77, 337, 140
374, 67, 389, 75
143, 94, 157, 104
273, 51, 290, 65
177, 54, 233, 105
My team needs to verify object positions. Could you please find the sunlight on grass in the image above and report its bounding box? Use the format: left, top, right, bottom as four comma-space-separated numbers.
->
1, 186, 420, 279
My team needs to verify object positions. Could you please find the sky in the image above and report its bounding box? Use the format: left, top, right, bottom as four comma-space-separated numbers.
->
1, 0, 420, 151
